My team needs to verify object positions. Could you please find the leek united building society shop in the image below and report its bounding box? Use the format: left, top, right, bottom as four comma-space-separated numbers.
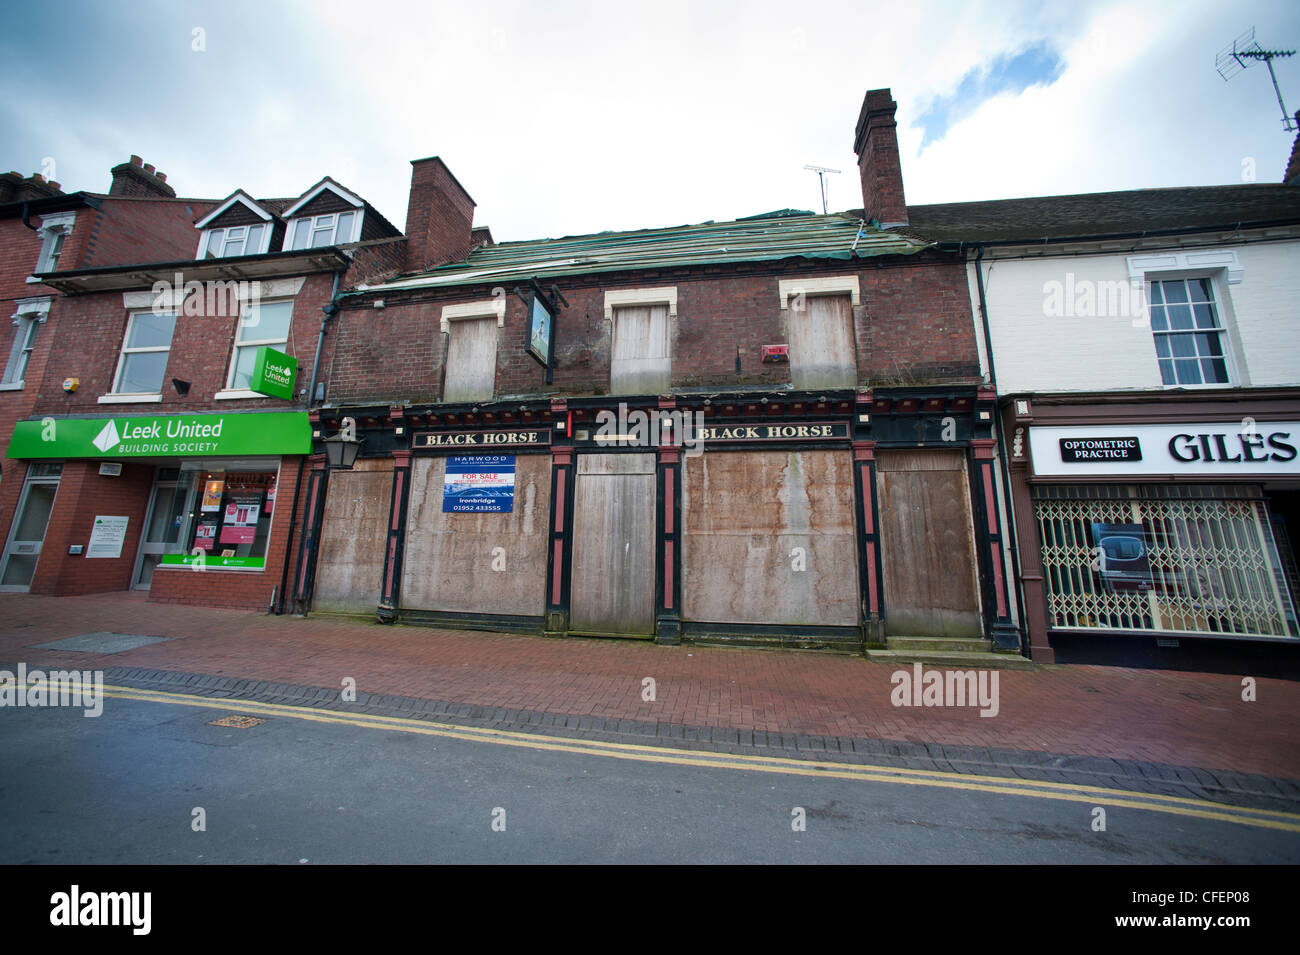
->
2, 411, 310, 606
1006, 396, 1300, 664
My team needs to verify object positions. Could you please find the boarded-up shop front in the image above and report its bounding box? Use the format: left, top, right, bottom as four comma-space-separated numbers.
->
681, 449, 860, 633
400, 453, 551, 623
875, 449, 982, 636
312, 457, 394, 614
568, 453, 657, 637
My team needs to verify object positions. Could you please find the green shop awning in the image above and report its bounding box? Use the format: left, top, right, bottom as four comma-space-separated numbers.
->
7, 411, 312, 459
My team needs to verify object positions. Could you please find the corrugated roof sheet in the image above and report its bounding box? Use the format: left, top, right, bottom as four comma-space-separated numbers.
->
354, 213, 929, 294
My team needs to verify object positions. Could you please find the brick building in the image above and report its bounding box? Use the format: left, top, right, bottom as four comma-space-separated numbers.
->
296, 90, 1022, 656
902, 116, 1300, 668
0, 158, 409, 611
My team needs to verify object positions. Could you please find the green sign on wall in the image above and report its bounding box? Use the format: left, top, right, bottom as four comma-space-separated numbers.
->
6, 412, 312, 459
249, 346, 298, 401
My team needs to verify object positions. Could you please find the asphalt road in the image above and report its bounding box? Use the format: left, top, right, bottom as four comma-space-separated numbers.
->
1, 693, 1297, 865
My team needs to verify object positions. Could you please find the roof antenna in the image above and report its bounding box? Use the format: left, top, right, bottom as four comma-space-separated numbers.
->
1216, 27, 1297, 132
803, 165, 840, 214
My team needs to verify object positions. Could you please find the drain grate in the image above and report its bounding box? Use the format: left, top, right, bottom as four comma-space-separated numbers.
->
208, 714, 266, 729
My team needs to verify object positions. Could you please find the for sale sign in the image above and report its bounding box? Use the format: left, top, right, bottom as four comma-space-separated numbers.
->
442, 456, 515, 513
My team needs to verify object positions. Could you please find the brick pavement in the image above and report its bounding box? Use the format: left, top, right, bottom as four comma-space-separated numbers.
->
1, 592, 1297, 784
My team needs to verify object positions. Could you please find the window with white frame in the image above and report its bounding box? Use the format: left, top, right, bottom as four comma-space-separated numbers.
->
226, 300, 293, 392
31, 212, 75, 278
201, 223, 269, 259
111, 311, 177, 395
3, 297, 51, 388
285, 211, 358, 251
1148, 278, 1230, 387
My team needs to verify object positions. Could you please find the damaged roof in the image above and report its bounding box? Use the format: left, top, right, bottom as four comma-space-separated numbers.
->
354, 212, 930, 294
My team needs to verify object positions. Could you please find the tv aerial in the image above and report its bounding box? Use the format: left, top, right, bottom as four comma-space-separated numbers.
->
1216, 27, 1297, 132
804, 164, 840, 214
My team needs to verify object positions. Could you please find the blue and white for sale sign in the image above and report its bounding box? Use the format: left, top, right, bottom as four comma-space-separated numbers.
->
442, 455, 516, 513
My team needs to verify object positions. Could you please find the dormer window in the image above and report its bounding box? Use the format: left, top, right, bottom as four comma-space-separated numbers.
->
280, 178, 365, 252
200, 223, 268, 259
193, 190, 275, 260
287, 211, 357, 250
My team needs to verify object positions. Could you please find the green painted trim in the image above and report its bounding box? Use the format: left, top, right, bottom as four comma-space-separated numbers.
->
159, 554, 266, 569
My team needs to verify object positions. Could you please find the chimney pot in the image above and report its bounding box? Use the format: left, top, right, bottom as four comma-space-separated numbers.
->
155, 171, 167, 183
31, 173, 45, 184
143, 163, 156, 175
130, 155, 143, 167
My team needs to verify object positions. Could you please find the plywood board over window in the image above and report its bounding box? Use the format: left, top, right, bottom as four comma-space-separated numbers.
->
444, 316, 498, 402
788, 294, 857, 390
611, 304, 670, 395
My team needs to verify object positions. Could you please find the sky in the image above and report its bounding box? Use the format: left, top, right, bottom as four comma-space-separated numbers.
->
2, 0, 1298, 243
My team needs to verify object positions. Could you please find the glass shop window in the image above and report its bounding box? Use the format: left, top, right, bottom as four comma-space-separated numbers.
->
182, 468, 279, 567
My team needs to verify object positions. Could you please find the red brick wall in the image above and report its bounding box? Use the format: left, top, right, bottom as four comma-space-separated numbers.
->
30, 460, 154, 595
322, 252, 981, 404
148, 454, 309, 610
82, 197, 216, 267
30, 272, 334, 416
404, 158, 475, 272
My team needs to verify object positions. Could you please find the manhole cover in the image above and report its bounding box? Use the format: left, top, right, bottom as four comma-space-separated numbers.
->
208, 715, 266, 729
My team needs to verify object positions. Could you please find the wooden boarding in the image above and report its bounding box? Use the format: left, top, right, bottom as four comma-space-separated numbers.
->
569, 453, 657, 636
876, 449, 983, 636
313, 459, 394, 613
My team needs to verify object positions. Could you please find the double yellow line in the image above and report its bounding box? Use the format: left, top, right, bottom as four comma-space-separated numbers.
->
84, 682, 1300, 833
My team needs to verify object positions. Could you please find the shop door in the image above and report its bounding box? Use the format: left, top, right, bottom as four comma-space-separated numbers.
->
133, 468, 191, 589
569, 453, 656, 636
0, 465, 62, 590
876, 449, 982, 637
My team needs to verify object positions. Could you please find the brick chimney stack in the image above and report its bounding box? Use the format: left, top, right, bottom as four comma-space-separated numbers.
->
109, 155, 177, 198
1285, 112, 1300, 185
0, 171, 65, 203
853, 89, 909, 228
404, 157, 476, 272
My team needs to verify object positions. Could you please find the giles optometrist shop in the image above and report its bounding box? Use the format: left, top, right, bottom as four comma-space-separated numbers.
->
1005, 396, 1300, 660
2, 411, 310, 609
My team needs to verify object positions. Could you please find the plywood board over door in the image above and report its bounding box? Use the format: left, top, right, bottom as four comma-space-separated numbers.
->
875, 449, 983, 637
313, 458, 394, 614
401, 455, 550, 616
569, 453, 656, 636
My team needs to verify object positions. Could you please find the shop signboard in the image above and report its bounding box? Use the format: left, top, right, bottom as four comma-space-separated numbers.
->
249, 347, 297, 401
1030, 422, 1300, 476
6, 412, 311, 459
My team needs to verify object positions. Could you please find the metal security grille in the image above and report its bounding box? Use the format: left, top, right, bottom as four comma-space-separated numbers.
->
1035, 494, 1298, 638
